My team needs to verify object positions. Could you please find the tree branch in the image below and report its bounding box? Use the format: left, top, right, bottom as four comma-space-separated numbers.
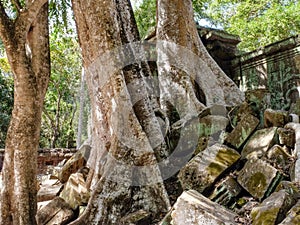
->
15, 0, 48, 37
0, 1, 13, 44
12, 0, 22, 12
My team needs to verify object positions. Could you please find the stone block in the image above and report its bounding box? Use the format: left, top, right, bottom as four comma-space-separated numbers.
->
209, 176, 242, 207
266, 145, 293, 173
279, 200, 300, 225
178, 143, 240, 193
237, 159, 281, 200
37, 179, 63, 202
241, 127, 278, 159
285, 123, 300, 182
228, 102, 256, 127
251, 189, 298, 225
225, 113, 259, 149
277, 127, 295, 148
36, 197, 75, 225
59, 172, 90, 210
198, 115, 229, 138
264, 109, 288, 128
58, 145, 91, 183
171, 190, 238, 225
120, 210, 150, 224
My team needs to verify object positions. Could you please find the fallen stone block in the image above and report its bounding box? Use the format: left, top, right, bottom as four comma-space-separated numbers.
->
120, 210, 150, 224
171, 190, 238, 225
58, 144, 91, 183
37, 179, 63, 202
36, 197, 75, 225
277, 127, 296, 148
178, 143, 240, 193
209, 176, 242, 207
279, 200, 300, 225
228, 102, 256, 127
266, 145, 293, 173
225, 113, 259, 149
198, 115, 229, 138
285, 123, 300, 182
251, 189, 298, 225
237, 159, 282, 200
59, 172, 90, 210
264, 109, 288, 128
241, 127, 278, 159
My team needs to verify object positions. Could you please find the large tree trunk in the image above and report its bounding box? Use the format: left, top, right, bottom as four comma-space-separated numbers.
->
71, 0, 170, 224
0, 1, 50, 224
70, 0, 244, 223
156, 0, 244, 129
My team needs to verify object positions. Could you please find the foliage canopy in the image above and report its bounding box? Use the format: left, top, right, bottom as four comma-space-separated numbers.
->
133, 0, 300, 51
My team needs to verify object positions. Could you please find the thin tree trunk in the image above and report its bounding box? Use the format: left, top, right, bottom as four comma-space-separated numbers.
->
0, 1, 50, 224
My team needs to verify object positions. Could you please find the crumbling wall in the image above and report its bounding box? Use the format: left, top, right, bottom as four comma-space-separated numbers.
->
231, 35, 300, 110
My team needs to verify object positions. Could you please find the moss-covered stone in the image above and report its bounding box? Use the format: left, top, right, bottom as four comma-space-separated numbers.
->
241, 127, 278, 159
171, 190, 238, 225
264, 109, 288, 128
266, 145, 293, 173
178, 143, 240, 193
251, 190, 297, 225
209, 176, 242, 207
277, 127, 296, 148
225, 113, 259, 149
279, 200, 300, 225
237, 159, 278, 200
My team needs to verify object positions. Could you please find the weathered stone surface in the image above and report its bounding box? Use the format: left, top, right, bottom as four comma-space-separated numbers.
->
245, 89, 271, 125
279, 200, 300, 225
209, 176, 242, 207
198, 115, 229, 138
225, 113, 259, 149
266, 145, 293, 173
36, 197, 75, 225
264, 109, 288, 128
171, 190, 238, 225
275, 181, 300, 194
237, 159, 280, 200
285, 123, 300, 182
251, 189, 298, 225
277, 127, 296, 148
37, 178, 63, 202
195, 136, 209, 155
289, 98, 300, 117
158, 210, 172, 225
120, 210, 150, 224
59, 172, 90, 210
58, 145, 91, 183
288, 113, 300, 123
178, 143, 240, 193
228, 102, 256, 127
241, 127, 278, 159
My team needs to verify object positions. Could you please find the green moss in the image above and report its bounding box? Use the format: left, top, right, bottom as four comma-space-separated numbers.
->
206, 148, 240, 179
251, 206, 280, 225
247, 172, 267, 198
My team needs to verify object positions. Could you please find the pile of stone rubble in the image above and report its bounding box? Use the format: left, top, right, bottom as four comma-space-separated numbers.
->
36, 91, 300, 225
160, 91, 300, 225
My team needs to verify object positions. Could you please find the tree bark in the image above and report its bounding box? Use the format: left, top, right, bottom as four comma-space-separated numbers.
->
76, 67, 85, 148
0, 1, 50, 224
71, 0, 170, 224
156, 0, 244, 129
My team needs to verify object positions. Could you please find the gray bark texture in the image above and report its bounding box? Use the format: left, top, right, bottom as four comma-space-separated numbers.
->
71, 0, 170, 224
0, 1, 50, 224
156, 0, 244, 129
